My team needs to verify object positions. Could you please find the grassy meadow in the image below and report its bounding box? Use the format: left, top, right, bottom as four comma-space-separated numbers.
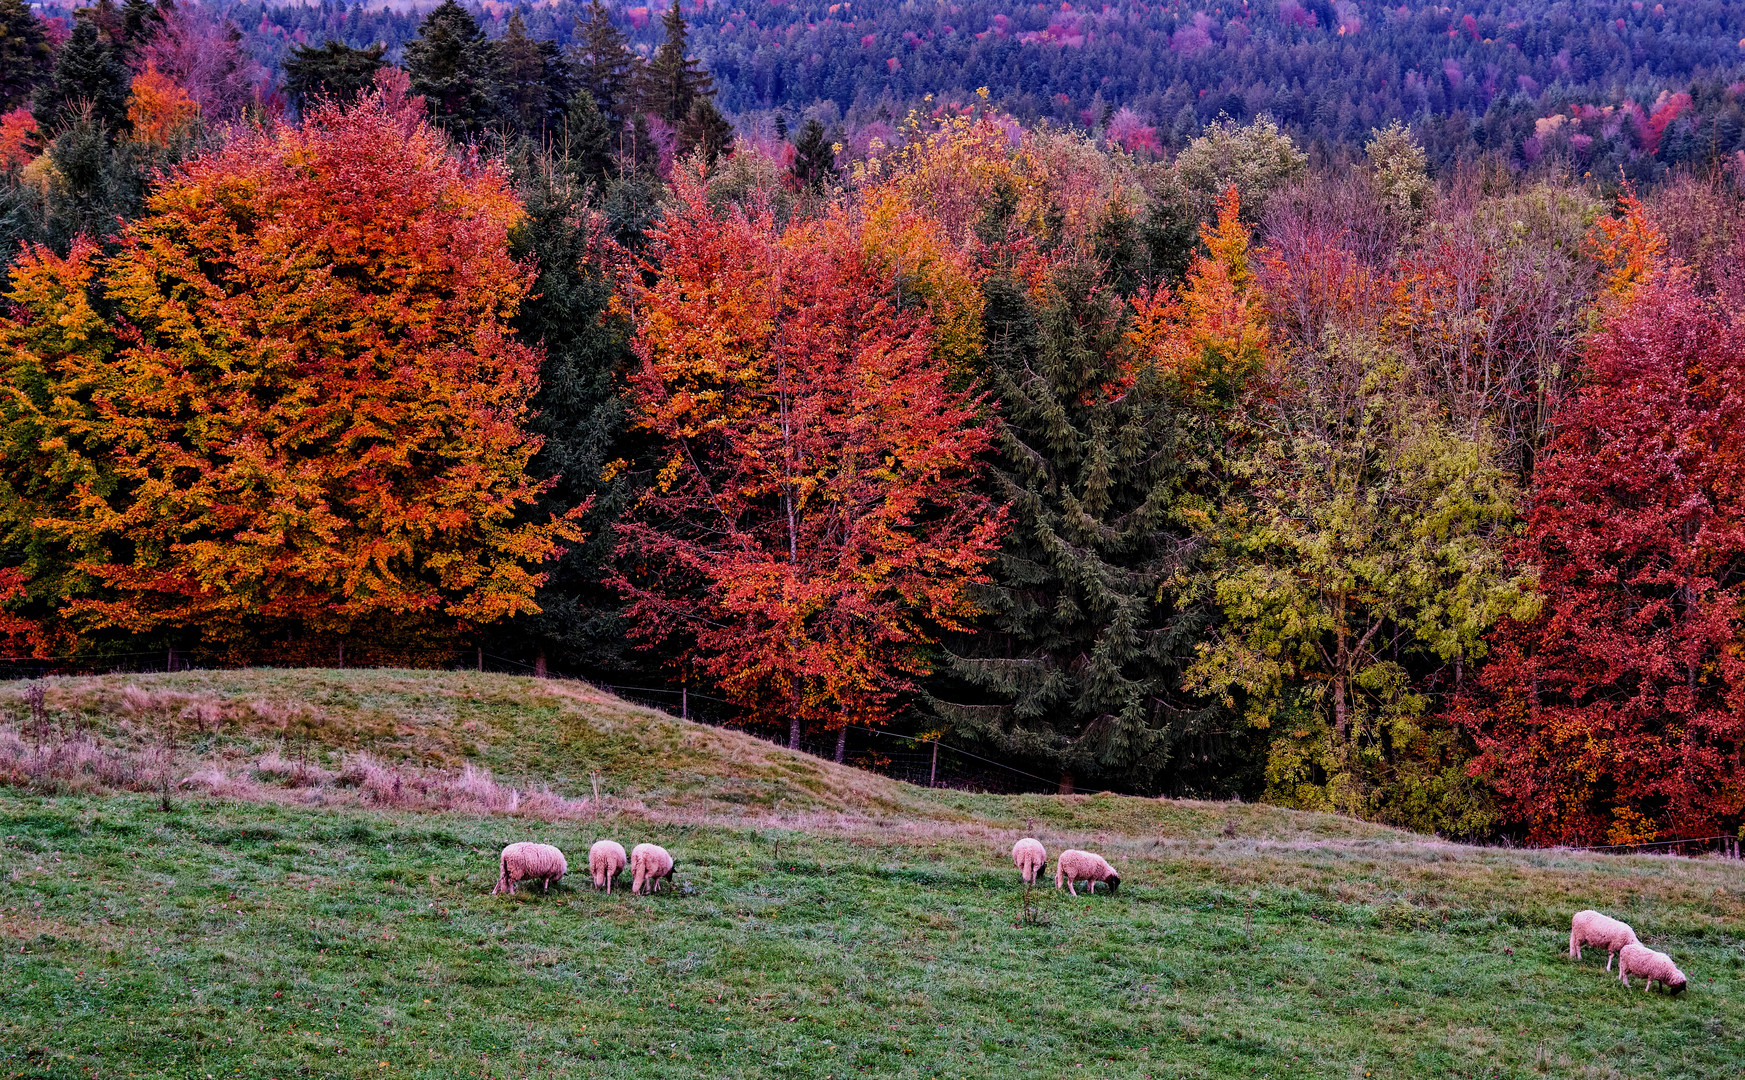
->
0, 670, 1742, 1080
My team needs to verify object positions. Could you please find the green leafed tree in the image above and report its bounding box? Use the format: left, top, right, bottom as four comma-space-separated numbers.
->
571, 0, 639, 122
483, 145, 637, 675
0, 0, 54, 115
497, 11, 574, 138
937, 257, 1222, 794
638, 0, 713, 127
403, 0, 501, 141
1187, 333, 1533, 834
33, 16, 131, 133
283, 41, 387, 114
790, 117, 837, 193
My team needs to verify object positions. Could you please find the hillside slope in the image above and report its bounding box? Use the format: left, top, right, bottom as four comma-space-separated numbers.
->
1, 670, 1742, 1079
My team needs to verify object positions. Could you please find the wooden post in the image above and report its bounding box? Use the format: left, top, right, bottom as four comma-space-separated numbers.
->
681, 682, 688, 720
534, 651, 547, 679
477, 647, 482, 672
337, 641, 344, 668
167, 647, 176, 673
929, 739, 939, 788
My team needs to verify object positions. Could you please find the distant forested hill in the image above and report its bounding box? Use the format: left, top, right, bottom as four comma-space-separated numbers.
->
29, 0, 1745, 172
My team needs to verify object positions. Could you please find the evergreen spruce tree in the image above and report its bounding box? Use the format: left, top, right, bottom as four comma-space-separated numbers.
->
638, 0, 713, 126
497, 11, 573, 138
0, 0, 54, 115
571, 0, 639, 122
483, 146, 639, 676
789, 117, 837, 192
33, 15, 132, 133
677, 96, 733, 164
403, 0, 502, 140
283, 41, 386, 113
558, 89, 616, 182
936, 227, 1220, 794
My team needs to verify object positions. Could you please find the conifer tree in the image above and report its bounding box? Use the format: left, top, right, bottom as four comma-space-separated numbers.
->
283, 42, 387, 114
497, 11, 573, 138
485, 144, 637, 674
403, 0, 501, 140
33, 16, 132, 133
678, 96, 733, 164
571, 0, 639, 122
639, 0, 713, 126
558, 89, 616, 182
937, 257, 1220, 794
790, 118, 837, 193
0, 0, 54, 115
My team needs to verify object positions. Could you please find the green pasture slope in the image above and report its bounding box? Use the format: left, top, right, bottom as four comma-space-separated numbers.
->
0, 671, 1742, 1079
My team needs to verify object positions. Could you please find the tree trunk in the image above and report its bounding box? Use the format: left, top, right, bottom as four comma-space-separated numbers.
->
1058, 771, 1074, 795
789, 713, 802, 751
534, 651, 547, 679
834, 726, 847, 763
1333, 672, 1348, 738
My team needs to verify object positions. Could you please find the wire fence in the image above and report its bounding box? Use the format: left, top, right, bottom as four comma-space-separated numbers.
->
3, 650, 1744, 857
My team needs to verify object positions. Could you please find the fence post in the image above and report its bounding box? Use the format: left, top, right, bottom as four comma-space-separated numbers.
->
929, 739, 939, 788
477, 647, 482, 672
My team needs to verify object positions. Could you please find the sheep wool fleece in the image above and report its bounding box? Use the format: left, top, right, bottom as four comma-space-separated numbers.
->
494, 842, 568, 894
631, 843, 676, 895
1012, 838, 1047, 884
1569, 909, 1638, 971
1056, 849, 1120, 897
589, 840, 628, 892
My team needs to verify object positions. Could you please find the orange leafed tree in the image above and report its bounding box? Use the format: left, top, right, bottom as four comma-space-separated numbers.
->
0, 73, 579, 662
1126, 187, 1270, 395
126, 64, 199, 144
618, 169, 1005, 754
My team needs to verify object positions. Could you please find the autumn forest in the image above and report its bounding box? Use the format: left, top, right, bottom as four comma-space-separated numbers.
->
3, 0, 1745, 850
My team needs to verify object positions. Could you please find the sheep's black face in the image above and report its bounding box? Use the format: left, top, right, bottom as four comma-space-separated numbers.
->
1106, 875, 1120, 894
1668, 978, 1687, 996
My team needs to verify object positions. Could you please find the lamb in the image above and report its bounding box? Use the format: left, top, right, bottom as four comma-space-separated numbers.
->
630, 842, 676, 895
1617, 942, 1688, 995
493, 841, 568, 895
1012, 837, 1048, 884
1569, 909, 1639, 971
589, 840, 628, 893
1055, 848, 1120, 897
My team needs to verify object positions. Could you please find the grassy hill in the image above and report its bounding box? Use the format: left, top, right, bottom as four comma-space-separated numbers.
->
0, 670, 1741, 1079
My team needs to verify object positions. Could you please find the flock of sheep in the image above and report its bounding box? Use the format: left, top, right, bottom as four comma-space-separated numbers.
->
492, 839, 674, 896
492, 838, 1690, 997
1569, 909, 1688, 995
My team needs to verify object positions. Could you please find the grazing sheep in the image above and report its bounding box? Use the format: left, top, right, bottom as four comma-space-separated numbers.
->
1569, 909, 1639, 971
1618, 942, 1688, 995
1012, 837, 1048, 884
493, 841, 568, 895
589, 840, 628, 893
1055, 849, 1120, 897
630, 842, 676, 895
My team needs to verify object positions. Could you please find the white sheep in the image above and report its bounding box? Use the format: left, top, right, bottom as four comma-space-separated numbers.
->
1617, 942, 1688, 995
493, 841, 568, 894
589, 840, 628, 893
1012, 837, 1047, 884
1055, 848, 1120, 896
1569, 909, 1638, 971
630, 842, 676, 895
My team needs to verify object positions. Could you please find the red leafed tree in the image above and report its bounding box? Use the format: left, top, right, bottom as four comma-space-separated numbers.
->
618, 169, 1005, 755
1456, 206, 1745, 846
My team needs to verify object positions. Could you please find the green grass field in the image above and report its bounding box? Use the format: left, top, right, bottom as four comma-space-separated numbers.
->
1, 671, 1742, 1079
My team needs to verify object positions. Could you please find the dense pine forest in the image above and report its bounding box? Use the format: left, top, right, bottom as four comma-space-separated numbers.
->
2, 0, 1745, 848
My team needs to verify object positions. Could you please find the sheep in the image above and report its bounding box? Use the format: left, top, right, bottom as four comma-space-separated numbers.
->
1569, 909, 1639, 971
1617, 942, 1688, 995
589, 840, 628, 893
630, 842, 676, 895
493, 841, 568, 895
1055, 848, 1120, 897
1012, 837, 1048, 885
